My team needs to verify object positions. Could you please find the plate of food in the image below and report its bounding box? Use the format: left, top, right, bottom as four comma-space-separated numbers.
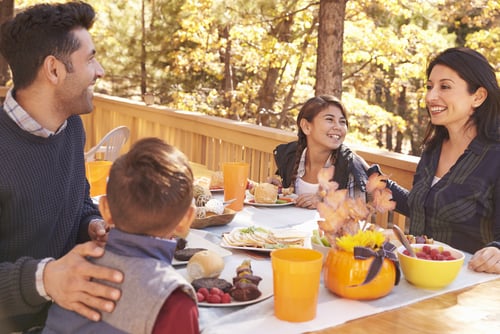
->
178, 257, 273, 307
244, 195, 296, 207
244, 183, 297, 207
173, 231, 232, 266
209, 171, 224, 192
220, 226, 309, 252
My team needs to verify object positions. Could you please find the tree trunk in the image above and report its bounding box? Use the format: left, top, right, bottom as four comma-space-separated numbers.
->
384, 85, 394, 151
140, 0, 147, 95
256, 13, 294, 127
316, 0, 347, 98
0, 0, 14, 86
278, 16, 318, 129
395, 86, 407, 153
219, 25, 238, 120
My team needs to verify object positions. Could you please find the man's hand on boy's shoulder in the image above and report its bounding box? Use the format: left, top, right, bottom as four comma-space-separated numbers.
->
44, 242, 123, 321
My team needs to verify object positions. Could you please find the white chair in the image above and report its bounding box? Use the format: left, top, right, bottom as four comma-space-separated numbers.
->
84, 126, 130, 162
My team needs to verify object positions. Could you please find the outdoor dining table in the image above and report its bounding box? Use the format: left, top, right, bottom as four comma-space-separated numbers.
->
187, 193, 500, 334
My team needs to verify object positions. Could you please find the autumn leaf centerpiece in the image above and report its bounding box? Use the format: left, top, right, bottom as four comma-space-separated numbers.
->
316, 166, 401, 300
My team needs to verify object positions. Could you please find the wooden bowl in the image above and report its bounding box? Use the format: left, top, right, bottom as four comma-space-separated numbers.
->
192, 208, 236, 229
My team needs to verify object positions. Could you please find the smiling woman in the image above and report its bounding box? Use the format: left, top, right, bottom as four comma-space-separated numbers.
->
386, 47, 500, 274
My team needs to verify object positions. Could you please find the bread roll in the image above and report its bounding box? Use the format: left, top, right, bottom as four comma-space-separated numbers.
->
187, 250, 225, 280
254, 183, 278, 204
210, 171, 224, 189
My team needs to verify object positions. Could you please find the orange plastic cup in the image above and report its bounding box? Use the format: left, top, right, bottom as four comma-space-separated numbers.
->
222, 162, 249, 211
85, 161, 112, 197
271, 248, 323, 322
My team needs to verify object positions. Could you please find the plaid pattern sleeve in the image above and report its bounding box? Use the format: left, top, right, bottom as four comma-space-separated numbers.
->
408, 138, 500, 254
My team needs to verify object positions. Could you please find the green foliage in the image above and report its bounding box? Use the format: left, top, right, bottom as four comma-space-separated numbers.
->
13, 0, 500, 155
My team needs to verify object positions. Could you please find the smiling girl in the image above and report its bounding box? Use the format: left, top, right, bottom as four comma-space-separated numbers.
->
273, 95, 372, 209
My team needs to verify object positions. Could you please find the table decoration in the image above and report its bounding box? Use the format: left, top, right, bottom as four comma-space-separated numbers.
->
316, 166, 400, 300
192, 208, 237, 229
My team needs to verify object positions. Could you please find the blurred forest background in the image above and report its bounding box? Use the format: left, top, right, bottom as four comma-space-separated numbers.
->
2, 0, 500, 156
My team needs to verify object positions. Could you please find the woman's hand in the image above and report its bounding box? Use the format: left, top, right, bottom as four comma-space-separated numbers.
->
468, 246, 500, 274
295, 193, 320, 210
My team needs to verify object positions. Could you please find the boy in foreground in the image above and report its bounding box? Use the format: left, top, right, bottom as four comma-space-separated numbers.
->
43, 138, 199, 333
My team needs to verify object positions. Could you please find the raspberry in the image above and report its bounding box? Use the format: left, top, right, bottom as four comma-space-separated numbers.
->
197, 287, 209, 298
196, 292, 205, 302
210, 287, 224, 296
207, 294, 222, 304
441, 250, 451, 257
221, 293, 232, 303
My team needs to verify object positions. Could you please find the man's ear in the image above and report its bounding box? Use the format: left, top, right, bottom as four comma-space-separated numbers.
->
43, 55, 65, 84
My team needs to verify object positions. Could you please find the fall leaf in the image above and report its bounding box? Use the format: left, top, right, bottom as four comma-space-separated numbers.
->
371, 188, 396, 213
366, 173, 389, 193
316, 167, 396, 250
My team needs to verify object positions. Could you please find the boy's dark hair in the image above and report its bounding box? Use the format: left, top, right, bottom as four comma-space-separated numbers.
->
106, 137, 194, 235
0, 1, 96, 89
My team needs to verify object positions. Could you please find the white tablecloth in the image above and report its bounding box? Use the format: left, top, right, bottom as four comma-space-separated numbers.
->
187, 200, 500, 334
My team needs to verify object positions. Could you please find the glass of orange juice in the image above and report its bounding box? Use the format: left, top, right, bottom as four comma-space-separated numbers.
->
222, 162, 249, 211
85, 160, 112, 197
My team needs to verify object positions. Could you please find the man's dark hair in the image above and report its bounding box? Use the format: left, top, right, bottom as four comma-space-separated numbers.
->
0, 1, 95, 89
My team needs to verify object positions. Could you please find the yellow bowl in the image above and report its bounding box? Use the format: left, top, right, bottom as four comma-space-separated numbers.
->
397, 244, 464, 289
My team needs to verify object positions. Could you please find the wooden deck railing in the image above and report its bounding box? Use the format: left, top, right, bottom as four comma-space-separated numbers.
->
82, 94, 420, 187
83, 94, 420, 230
1, 88, 419, 229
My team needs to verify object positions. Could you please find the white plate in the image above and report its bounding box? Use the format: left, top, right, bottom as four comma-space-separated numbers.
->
244, 193, 297, 207
178, 259, 273, 307
220, 239, 274, 253
172, 231, 232, 266
220, 226, 309, 252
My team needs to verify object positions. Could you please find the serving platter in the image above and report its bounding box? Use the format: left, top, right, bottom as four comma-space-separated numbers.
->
172, 231, 232, 266
244, 193, 297, 207
178, 259, 273, 307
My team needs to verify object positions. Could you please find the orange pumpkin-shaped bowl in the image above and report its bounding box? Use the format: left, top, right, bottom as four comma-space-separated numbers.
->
324, 248, 397, 300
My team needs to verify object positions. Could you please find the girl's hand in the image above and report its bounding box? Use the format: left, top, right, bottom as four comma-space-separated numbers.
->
295, 193, 320, 209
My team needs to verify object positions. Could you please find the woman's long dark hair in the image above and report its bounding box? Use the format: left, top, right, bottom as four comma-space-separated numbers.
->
290, 95, 349, 186
423, 47, 500, 152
